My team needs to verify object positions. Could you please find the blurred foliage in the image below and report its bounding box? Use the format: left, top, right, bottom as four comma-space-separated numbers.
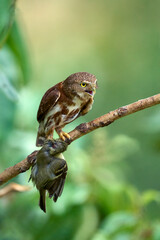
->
0, 0, 30, 142
0, 0, 16, 46
1, 0, 160, 240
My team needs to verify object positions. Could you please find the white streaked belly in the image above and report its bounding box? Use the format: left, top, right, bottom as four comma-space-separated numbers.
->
44, 95, 85, 128
44, 104, 61, 126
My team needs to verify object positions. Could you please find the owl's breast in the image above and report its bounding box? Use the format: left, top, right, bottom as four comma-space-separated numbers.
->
44, 96, 84, 130
61, 105, 80, 124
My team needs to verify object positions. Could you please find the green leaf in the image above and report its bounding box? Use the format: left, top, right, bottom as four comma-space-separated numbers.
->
0, 0, 16, 46
7, 21, 31, 84
0, 70, 19, 101
141, 190, 160, 206
153, 224, 160, 240
74, 205, 99, 240
0, 45, 21, 101
101, 211, 138, 236
0, 91, 16, 141
91, 232, 108, 240
0, 45, 21, 141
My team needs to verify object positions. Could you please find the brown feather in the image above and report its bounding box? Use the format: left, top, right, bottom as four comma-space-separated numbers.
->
37, 83, 61, 122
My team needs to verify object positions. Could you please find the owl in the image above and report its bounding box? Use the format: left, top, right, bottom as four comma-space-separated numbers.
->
36, 72, 97, 146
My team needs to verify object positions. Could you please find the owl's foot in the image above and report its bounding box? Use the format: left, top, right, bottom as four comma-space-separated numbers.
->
56, 129, 70, 141
59, 131, 71, 141
47, 135, 54, 140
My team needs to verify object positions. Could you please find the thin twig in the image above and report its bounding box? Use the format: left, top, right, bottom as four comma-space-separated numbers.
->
0, 183, 30, 197
0, 93, 160, 186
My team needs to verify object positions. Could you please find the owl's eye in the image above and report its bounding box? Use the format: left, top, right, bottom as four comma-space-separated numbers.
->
81, 82, 87, 87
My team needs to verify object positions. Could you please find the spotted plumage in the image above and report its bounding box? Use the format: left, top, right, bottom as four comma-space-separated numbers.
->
36, 72, 98, 146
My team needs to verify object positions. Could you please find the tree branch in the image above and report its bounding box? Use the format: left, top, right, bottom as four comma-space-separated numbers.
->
68, 93, 160, 142
0, 151, 38, 186
0, 93, 160, 186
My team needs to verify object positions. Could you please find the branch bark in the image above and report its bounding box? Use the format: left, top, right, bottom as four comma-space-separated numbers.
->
0, 151, 38, 186
0, 93, 160, 186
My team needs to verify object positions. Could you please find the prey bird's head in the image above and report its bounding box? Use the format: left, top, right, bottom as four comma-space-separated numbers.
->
41, 139, 68, 156
63, 72, 98, 98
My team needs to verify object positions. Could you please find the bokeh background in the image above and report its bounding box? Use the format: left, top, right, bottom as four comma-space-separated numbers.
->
1, 0, 160, 239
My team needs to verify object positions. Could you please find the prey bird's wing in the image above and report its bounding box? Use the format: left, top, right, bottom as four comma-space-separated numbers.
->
37, 84, 61, 122
46, 170, 67, 202
44, 157, 68, 202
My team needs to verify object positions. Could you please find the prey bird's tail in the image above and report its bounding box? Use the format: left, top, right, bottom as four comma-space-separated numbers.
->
39, 189, 46, 213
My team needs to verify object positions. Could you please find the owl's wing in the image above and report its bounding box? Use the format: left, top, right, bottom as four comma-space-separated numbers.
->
79, 98, 94, 116
37, 85, 61, 122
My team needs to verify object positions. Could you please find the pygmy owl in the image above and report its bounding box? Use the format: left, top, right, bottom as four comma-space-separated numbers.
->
36, 72, 97, 146
30, 140, 68, 212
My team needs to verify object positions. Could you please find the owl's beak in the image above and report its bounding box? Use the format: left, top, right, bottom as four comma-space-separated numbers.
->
92, 83, 98, 92
85, 82, 97, 96
85, 88, 96, 96
86, 91, 94, 96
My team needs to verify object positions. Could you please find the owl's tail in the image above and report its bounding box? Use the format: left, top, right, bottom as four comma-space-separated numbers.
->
36, 123, 46, 147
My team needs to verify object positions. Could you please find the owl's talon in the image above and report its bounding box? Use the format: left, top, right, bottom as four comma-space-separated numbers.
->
59, 131, 70, 141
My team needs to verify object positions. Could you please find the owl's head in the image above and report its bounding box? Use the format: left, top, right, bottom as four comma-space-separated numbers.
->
63, 72, 98, 98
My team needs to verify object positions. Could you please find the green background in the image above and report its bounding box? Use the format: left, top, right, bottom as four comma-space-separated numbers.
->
0, 0, 160, 239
